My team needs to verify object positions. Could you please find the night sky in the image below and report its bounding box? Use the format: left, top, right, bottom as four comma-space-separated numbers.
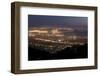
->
28, 15, 88, 29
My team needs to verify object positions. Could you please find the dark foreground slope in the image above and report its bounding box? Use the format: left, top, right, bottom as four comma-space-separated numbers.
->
28, 44, 88, 61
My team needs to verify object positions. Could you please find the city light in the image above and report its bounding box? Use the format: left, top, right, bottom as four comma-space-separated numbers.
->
28, 27, 87, 53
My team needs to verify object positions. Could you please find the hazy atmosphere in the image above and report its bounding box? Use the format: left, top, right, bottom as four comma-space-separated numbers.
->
28, 15, 88, 60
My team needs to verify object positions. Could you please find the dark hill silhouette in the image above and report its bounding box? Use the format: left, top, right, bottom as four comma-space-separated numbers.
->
28, 44, 88, 61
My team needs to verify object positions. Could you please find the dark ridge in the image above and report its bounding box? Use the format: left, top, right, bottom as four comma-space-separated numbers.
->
28, 43, 88, 61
